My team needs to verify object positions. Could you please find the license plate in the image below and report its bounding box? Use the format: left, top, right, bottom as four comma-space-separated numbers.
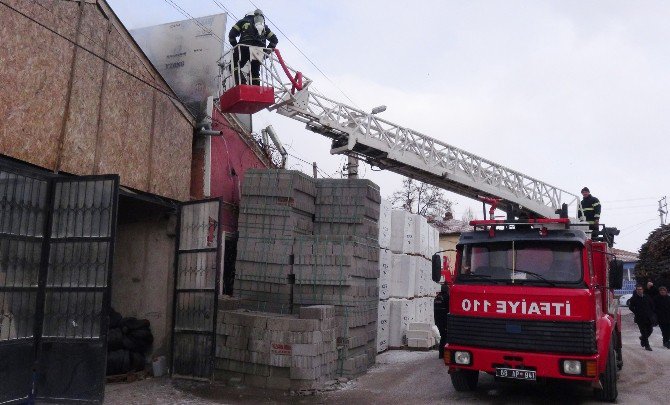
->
495, 367, 536, 381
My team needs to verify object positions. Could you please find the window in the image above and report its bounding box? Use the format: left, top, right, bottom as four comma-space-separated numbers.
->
459, 241, 583, 285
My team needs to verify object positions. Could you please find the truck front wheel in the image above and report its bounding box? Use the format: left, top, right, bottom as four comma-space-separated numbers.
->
594, 342, 618, 402
450, 369, 479, 391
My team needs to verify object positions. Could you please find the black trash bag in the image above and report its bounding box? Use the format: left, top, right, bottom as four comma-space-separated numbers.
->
107, 327, 124, 351
109, 308, 122, 329
128, 328, 154, 347
120, 317, 150, 334
130, 351, 145, 372
122, 335, 139, 352
106, 349, 131, 376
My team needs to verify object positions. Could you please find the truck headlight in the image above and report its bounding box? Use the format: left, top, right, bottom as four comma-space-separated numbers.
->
454, 351, 472, 365
562, 360, 582, 375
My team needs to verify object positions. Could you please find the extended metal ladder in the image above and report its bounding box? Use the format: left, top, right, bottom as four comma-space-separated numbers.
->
219, 46, 581, 219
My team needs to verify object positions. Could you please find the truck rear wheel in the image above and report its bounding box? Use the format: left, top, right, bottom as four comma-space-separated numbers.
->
450, 369, 479, 391
594, 342, 618, 402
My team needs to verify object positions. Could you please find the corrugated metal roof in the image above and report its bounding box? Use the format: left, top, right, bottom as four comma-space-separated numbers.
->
611, 248, 639, 262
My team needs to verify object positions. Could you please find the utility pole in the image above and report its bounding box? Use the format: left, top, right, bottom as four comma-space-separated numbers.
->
312, 162, 318, 178
659, 196, 668, 225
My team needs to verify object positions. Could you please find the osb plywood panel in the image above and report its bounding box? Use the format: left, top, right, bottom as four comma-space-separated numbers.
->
97, 44, 153, 191
0, 0, 79, 169
151, 92, 192, 201
77, 1, 107, 55
59, 3, 108, 174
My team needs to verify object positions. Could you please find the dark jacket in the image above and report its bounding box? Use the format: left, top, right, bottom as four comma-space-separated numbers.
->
228, 15, 278, 48
578, 195, 601, 224
629, 293, 655, 324
653, 294, 670, 324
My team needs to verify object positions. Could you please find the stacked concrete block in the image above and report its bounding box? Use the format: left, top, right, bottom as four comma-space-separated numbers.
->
214, 306, 338, 390
378, 249, 391, 300
388, 298, 416, 348
390, 210, 416, 254
390, 254, 417, 298
313, 179, 381, 241
378, 199, 392, 249
236, 237, 295, 313
292, 235, 379, 377
238, 169, 316, 238
376, 300, 390, 353
406, 322, 434, 349
236, 170, 317, 313
384, 210, 441, 349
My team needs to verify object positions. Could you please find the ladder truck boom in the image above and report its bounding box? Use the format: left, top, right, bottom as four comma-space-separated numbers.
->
219, 46, 581, 220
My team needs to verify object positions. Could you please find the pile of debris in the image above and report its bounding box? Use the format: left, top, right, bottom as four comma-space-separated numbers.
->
636, 224, 670, 285
106, 308, 154, 376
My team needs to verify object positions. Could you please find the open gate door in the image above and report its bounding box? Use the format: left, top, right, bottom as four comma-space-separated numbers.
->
0, 167, 50, 404
0, 169, 118, 404
35, 176, 119, 402
172, 199, 221, 379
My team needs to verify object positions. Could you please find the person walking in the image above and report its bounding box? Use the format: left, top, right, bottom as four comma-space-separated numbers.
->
228, 9, 278, 85
653, 286, 670, 349
577, 187, 601, 231
629, 284, 655, 351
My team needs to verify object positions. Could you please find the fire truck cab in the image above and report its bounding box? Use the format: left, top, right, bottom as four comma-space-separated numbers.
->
433, 219, 624, 402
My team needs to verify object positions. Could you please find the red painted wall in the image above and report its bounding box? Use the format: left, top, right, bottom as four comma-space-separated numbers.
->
210, 109, 268, 233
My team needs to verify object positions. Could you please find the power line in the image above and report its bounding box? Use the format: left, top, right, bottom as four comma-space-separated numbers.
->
602, 197, 657, 203
246, 0, 361, 109
162, 0, 226, 46
605, 204, 659, 211
285, 152, 332, 178
620, 218, 658, 232
211, 0, 238, 22
0, 1, 185, 106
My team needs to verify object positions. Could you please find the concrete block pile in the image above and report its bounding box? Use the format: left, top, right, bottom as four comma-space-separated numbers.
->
378, 208, 440, 351
231, 170, 381, 379
214, 306, 338, 390
297, 178, 381, 377
235, 169, 317, 313
293, 235, 379, 377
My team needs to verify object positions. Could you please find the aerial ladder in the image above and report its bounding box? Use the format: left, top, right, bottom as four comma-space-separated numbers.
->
218, 45, 582, 221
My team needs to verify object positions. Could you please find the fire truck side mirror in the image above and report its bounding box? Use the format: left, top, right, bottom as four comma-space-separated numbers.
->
432, 254, 442, 283
609, 259, 624, 290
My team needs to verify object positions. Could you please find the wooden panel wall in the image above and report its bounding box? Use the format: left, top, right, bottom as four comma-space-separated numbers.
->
0, 0, 194, 201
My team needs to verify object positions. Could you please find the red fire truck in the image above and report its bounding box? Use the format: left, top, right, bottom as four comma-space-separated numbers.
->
432, 219, 624, 402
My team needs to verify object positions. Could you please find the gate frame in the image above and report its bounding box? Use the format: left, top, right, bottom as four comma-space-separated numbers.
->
0, 156, 119, 404
170, 197, 222, 381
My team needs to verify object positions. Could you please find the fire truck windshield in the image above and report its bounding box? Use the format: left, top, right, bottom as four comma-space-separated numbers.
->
458, 241, 583, 285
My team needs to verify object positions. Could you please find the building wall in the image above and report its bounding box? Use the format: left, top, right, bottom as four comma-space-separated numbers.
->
206, 109, 270, 233
111, 216, 175, 358
0, 0, 193, 201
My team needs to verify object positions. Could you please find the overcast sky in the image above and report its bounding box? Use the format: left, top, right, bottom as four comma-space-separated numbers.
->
109, 0, 669, 252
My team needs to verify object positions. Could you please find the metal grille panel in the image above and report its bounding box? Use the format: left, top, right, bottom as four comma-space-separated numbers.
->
0, 168, 49, 404
172, 199, 221, 380
446, 315, 597, 354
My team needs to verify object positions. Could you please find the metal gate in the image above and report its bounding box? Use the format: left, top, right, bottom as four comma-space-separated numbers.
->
0, 162, 118, 404
0, 166, 50, 404
171, 199, 221, 379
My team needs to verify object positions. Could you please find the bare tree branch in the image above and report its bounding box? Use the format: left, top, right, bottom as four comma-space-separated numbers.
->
391, 179, 453, 218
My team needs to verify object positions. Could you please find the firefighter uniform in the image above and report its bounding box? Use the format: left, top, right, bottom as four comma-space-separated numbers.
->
578, 194, 601, 229
228, 10, 278, 86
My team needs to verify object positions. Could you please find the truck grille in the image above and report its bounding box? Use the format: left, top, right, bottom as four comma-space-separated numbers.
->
446, 315, 597, 354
